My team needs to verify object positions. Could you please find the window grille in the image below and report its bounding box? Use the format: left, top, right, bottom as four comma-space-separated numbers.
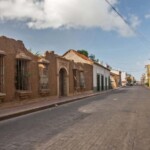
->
79, 71, 85, 88
73, 69, 77, 89
15, 59, 29, 90
38, 63, 49, 90
0, 55, 4, 92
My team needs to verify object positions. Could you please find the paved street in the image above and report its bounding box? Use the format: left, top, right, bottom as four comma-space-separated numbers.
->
0, 86, 150, 150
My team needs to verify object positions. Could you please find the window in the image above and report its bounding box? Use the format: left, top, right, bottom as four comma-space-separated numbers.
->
73, 69, 77, 89
105, 77, 108, 90
15, 59, 29, 90
0, 55, 4, 93
38, 63, 49, 90
79, 71, 85, 88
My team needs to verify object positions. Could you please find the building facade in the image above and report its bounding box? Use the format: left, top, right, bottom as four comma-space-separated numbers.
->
63, 49, 93, 94
63, 49, 111, 92
93, 62, 110, 92
110, 70, 121, 89
0, 36, 93, 102
0, 36, 39, 102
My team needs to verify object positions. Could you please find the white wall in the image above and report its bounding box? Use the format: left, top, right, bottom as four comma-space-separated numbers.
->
93, 64, 110, 88
121, 71, 127, 86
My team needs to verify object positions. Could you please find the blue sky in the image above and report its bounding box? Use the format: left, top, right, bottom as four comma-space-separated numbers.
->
0, 0, 150, 80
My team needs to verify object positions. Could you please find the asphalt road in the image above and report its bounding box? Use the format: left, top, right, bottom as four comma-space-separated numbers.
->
0, 86, 150, 150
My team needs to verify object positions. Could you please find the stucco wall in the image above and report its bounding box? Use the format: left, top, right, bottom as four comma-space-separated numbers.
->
45, 51, 57, 96
63, 50, 92, 65
93, 64, 110, 91
0, 36, 39, 101
69, 62, 93, 95
0, 36, 94, 102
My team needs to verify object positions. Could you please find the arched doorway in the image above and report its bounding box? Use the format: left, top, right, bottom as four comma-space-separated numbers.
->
59, 68, 67, 96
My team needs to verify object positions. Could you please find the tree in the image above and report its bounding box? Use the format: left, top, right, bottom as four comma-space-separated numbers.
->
89, 54, 99, 63
77, 50, 99, 63
126, 76, 132, 84
77, 50, 89, 57
28, 48, 41, 56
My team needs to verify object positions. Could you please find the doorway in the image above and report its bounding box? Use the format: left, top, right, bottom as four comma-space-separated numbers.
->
59, 68, 67, 96
97, 74, 100, 91
101, 75, 104, 91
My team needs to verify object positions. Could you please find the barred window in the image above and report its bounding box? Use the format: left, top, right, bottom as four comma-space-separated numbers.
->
73, 69, 77, 89
38, 63, 49, 90
0, 55, 4, 93
79, 71, 85, 88
15, 59, 29, 90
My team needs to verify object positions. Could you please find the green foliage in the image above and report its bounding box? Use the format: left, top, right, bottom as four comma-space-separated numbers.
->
126, 76, 132, 83
34, 51, 41, 56
77, 50, 99, 63
28, 48, 41, 56
77, 50, 89, 57
89, 54, 99, 62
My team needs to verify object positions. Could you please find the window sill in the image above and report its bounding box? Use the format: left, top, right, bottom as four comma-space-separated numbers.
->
39, 89, 50, 96
16, 90, 32, 99
0, 92, 6, 96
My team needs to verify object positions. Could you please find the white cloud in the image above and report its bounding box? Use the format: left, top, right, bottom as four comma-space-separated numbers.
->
129, 15, 141, 28
0, 0, 140, 37
145, 14, 150, 19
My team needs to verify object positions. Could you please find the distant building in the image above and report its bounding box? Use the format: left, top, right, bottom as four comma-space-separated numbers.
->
93, 62, 110, 92
110, 70, 121, 88
121, 71, 127, 86
141, 73, 147, 85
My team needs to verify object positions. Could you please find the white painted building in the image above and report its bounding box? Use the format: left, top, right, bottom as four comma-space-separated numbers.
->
121, 71, 127, 86
93, 62, 110, 91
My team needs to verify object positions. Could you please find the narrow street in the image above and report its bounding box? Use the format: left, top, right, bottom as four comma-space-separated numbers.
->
0, 86, 150, 150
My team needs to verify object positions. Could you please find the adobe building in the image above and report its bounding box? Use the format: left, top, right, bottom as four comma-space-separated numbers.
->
0, 36, 39, 102
45, 50, 93, 97
110, 69, 121, 89
0, 36, 93, 103
63, 50, 93, 95
44, 51, 70, 97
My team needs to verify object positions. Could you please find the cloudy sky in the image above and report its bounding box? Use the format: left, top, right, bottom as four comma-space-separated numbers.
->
0, 0, 150, 80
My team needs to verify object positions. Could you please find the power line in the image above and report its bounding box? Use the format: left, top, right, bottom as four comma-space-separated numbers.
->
105, 0, 150, 48
105, 0, 135, 33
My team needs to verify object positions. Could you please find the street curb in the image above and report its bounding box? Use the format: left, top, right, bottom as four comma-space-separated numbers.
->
0, 89, 117, 121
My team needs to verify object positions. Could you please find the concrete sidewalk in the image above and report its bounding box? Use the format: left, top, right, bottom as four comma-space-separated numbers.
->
0, 89, 115, 121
